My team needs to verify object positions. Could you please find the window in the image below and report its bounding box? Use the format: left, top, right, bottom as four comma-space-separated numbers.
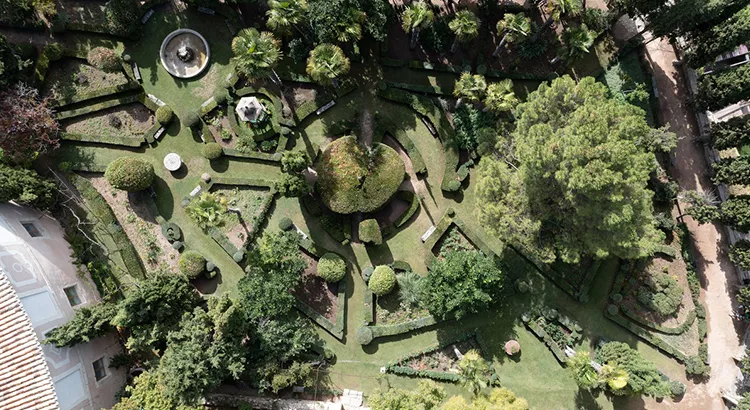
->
21, 222, 42, 238
63, 286, 81, 307
92, 357, 107, 381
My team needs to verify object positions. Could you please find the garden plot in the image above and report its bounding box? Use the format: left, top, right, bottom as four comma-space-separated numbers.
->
432, 225, 477, 258
43, 58, 130, 105
56, 0, 108, 28
86, 175, 178, 271
376, 290, 429, 326
293, 251, 339, 322
61, 103, 154, 139
204, 105, 236, 146
213, 186, 273, 250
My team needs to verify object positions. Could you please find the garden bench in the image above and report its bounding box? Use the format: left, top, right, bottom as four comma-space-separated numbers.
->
189, 186, 202, 197
198, 6, 215, 15
292, 386, 304, 393
421, 225, 436, 242
198, 129, 206, 143
154, 126, 166, 141
141, 9, 154, 24
420, 116, 437, 137
132, 62, 141, 82
316, 100, 335, 115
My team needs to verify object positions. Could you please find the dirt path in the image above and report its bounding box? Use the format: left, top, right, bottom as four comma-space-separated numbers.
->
644, 37, 742, 410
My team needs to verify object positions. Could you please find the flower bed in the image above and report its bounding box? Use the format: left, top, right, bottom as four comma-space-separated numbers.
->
61, 103, 155, 142
43, 57, 136, 107
521, 308, 583, 365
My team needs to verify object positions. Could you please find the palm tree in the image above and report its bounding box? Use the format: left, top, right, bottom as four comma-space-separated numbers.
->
402, 1, 435, 49
546, 0, 583, 28
266, 0, 308, 37
457, 350, 490, 397
334, 7, 366, 43
186, 193, 228, 230
553, 24, 594, 63
231, 28, 282, 82
396, 271, 422, 306
448, 10, 479, 53
484, 79, 518, 113
306, 44, 351, 87
493, 13, 531, 56
599, 363, 629, 391
567, 350, 598, 390
453, 73, 487, 103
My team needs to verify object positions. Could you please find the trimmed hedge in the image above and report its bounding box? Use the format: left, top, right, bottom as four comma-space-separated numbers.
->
179, 250, 206, 279
59, 133, 144, 147
208, 226, 240, 258
359, 219, 383, 245
221, 148, 279, 162
317, 252, 346, 282
156, 105, 174, 125
56, 94, 142, 120
68, 174, 145, 280
369, 266, 396, 296
524, 318, 568, 364
696, 64, 750, 111
50, 82, 141, 109
202, 142, 223, 160
104, 157, 154, 191
366, 313, 453, 341
394, 191, 420, 228
376, 116, 427, 174
363, 288, 375, 325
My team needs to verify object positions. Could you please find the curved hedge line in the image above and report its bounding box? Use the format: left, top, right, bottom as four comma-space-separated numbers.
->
394, 191, 420, 227
620, 306, 697, 335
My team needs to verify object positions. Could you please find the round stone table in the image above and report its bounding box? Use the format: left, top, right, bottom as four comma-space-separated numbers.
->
164, 153, 182, 171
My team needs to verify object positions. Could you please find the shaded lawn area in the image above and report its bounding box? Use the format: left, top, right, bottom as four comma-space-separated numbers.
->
123, 7, 235, 116
61, 103, 154, 138
43, 58, 130, 104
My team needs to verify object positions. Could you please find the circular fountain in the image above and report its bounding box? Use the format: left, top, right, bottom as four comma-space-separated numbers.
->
159, 29, 210, 79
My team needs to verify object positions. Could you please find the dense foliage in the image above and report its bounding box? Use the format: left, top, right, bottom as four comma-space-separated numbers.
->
476, 76, 665, 264
712, 157, 750, 186
441, 388, 529, 410
105, 157, 155, 191
202, 142, 223, 160
44, 303, 117, 347
276, 173, 310, 197
711, 115, 750, 150
368, 265, 396, 296
696, 64, 750, 111
231, 28, 281, 81
358, 218, 383, 245
421, 250, 504, 318
0, 34, 26, 88
306, 43, 350, 86
317, 252, 346, 282
0, 83, 59, 164
596, 341, 672, 398
369, 380, 446, 410
636, 273, 683, 316
729, 239, 750, 270
281, 151, 309, 173
105, 0, 139, 37
87, 47, 121, 72
156, 105, 174, 125
453, 104, 496, 151
720, 195, 750, 232
307, 0, 389, 43
111, 371, 201, 410
685, 5, 750, 67
185, 192, 227, 229
0, 164, 57, 210
315, 136, 404, 214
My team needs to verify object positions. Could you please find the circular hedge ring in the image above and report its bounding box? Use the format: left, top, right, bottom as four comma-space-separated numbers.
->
179, 250, 206, 279
105, 157, 155, 192
315, 136, 405, 214
317, 252, 346, 282
368, 265, 396, 296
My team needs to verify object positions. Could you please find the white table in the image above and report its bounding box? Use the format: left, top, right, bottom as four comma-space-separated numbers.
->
163, 153, 182, 171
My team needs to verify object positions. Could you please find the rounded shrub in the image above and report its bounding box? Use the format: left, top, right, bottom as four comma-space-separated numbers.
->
233, 251, 245, 263
362, 266, 374, 283
369, 266, 396, 296
202, 142, 223, 160
171, 240, 183, 250
183, 111, 200, 128
359, 219, 382, 245
669, 381, 686, 397
278, 217, 293, 231
317, 252, 346, 283
515, 279, 529, 293
179, 250, 206, 279
446, 208, 456, 217
447, 180, 461, 192
606, 304, 619, 316
104, 157, 154, 191
87, 47, 121, 72
315, 136, 405, 214
156, 105, 174, 126
355, 327, 373, 345
611, 293, 623, 303
121, 53, 131, 62
212, 88, 228, 104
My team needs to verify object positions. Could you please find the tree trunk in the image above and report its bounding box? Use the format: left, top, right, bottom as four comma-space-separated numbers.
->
492, 32, 509, 57
410, 28, 420, 49
451, 36, 460, 53
531, 18, 554, 42
270, 69, 283, 86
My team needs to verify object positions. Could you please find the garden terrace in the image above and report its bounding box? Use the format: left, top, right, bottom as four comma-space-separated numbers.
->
42, 57, 134, 107
60, 102, 155, 146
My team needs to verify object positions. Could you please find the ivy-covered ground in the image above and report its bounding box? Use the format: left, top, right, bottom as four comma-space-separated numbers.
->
40, 4, 699, 409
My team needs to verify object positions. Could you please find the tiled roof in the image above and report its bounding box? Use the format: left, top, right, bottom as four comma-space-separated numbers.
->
0, 271, 59, 410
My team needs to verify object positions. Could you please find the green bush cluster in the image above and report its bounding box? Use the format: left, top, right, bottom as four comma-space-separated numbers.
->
355, 327, 374, 345
87, 47, 121, 72
278, 216, 293, 231
596, 341, 674, 398
711, 115, 750, 150
104, 0, 139, 37
183, 111, 201, 128
369, 266, 396, 296
636, 273, 683, 316
359, 219, 382, 245
104, 157, 154, 192
156, 105, 174, 126
317, 252, 346, 283
202, 142, 223, 160
696, 64, 750, 111
179, 250, 206, 279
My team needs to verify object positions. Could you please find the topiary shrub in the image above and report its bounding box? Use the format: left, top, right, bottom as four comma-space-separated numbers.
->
315, 136, 405, 214
87, 47, 121, 72
179, 250, 206, 279
161, 222, 181, 241
669, 381, 686, 397
611, 293, 623, 303
121, 53, 131, 62
636, 273, 683, 316
359, 219, 382, 245
446, 180, 461, 192
104, 157, 154, 191
183, 111, 200, 128
606, 304, 619, 316
156, 105, 174, 126
446, 207, 456, 217
233, 251, 244, 263
171, 241, 183, 250
278, 217, 294, 231
202, 142, 223, 160
369, 265, 396, 296
212, 88, 228, 104
362, 266, 374, 283
317, 252, 346, 282
355, 327, 373, 345
685, 355, 710, 378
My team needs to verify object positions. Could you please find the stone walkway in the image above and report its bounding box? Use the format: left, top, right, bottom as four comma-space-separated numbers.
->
643, 36, 742, 410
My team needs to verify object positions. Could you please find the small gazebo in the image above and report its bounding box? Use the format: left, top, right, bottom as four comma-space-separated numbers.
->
235, 96, 268, 124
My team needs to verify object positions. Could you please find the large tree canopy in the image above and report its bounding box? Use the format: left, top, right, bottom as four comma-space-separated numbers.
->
476, 76, 665, 263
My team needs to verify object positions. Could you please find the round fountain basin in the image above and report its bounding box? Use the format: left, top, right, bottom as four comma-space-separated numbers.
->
159, 29, 211, 79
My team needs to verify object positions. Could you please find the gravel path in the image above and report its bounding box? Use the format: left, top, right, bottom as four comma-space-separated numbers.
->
644, 36, 742, 410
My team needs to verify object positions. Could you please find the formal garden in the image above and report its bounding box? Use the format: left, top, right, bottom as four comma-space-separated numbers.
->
2, 0, 750, 408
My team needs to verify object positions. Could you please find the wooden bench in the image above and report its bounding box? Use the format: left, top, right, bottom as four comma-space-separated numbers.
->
154, 127, 166, 141
141, 9, 154, 24
132, 62, 141, 82
198, 6, 215, 15
315, 100, 335, 115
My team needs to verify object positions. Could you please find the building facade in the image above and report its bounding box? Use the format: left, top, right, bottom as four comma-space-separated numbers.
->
0, 203, 125, 410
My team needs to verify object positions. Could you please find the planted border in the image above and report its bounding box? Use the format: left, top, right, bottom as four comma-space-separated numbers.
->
523, 316, 568, 364
376, 116, 427, 174
55, 94, 142, 120
59, 132, 145, 147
